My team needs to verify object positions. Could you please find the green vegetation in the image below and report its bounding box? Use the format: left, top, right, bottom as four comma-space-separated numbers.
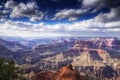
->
0, 58, 18, 80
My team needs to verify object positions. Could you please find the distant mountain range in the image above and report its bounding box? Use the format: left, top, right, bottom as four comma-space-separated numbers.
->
0, 45, 12, 57
0, 37, 27, 52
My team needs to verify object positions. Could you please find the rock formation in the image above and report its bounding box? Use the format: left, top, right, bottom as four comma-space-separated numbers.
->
32, 64, 82, 80
55, 64, 81, 80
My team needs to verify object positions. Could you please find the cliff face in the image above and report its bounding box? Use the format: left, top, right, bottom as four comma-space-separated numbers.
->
55, 64, 81, 80
33, 72, 56, 80
89, 37, 120, 49
0, 45, 13, 58
72, 49, 120, 67
32, 64, 82, 80
0, 38, 25, 52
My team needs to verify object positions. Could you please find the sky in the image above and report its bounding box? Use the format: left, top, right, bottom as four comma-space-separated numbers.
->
0, 0, 120, 37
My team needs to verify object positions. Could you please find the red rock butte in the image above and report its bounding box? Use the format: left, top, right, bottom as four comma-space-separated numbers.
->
32, 64, 82, 80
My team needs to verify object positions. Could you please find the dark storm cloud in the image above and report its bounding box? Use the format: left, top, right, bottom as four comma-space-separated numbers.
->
107, 7, 120, 21
81, 0, 120, 23
1, 0, 119, 22
52, 0, 120, 21
82, 0, 120, 10
94, 7, 120, 22
105, 0, 120, 8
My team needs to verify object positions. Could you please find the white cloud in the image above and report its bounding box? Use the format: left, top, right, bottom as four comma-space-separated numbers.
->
4, 0, 43, 21
0, 17, 120, 37
54, 9, 89, 21
10, 2, 43, 21
5, 0, 16, 9
0, 18, 7, 22
82, 0, 103, 8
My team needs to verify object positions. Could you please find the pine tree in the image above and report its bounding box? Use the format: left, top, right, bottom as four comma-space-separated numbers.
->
0, 58, 18, 80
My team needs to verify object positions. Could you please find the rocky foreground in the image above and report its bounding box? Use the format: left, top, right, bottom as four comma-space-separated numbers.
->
29, 64, 120, 80
30, 64, 82, 80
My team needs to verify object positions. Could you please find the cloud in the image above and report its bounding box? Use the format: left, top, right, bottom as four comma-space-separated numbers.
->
5, 20, 33, 28
107, 7, 120, 21
0, 5, 3, 8
54, 9, 89, 21
0, 17, 120, 37
0, 18, 7, 22
50, 0, 120, 22
93, 7, 120, 22
4, 0, 43, 21
82, 0, 120, 12
0, 10, 9, 18
0, 0, 120, 37
10, 2, 43, 21
5, 0, 16, 9
82, 0, 103, 8
0, 21, 72, 37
